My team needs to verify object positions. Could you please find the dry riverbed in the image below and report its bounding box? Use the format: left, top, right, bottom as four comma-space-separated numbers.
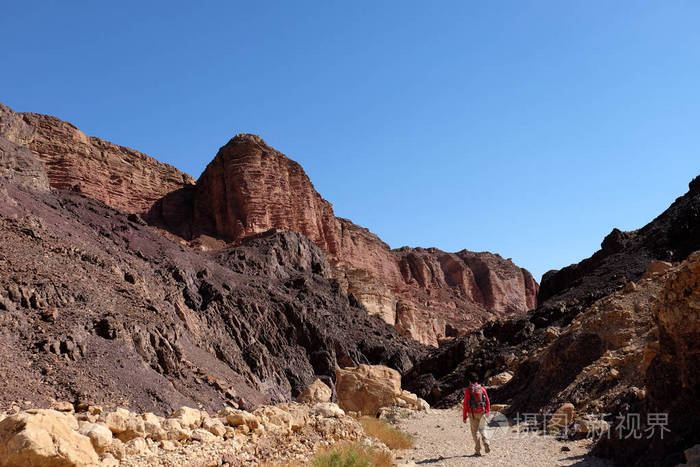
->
396, 408, 611, 467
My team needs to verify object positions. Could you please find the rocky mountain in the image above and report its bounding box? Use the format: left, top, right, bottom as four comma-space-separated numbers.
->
0, 103, 538, 346
0, 163, 424, 416
147, 133, 538, 346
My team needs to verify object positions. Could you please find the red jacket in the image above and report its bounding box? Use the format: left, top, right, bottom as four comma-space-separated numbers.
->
463, 384, 490, 419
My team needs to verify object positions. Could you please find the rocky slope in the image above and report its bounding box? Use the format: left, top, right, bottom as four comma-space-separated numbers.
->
148, 133, 538, 345
404, 176, 700, 404
404, 175, 700, 466
0, 152, 424, 416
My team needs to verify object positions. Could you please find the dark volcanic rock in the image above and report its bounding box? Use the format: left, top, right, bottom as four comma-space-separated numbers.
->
0, 157, 424, 414
593, 252, 700, 466
404, 176, 700, 409
538, 174, 700, 307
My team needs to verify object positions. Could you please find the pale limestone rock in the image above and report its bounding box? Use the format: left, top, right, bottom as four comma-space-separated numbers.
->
336, 364, 401, 415
100, 453, 119, 467
124, 437, 148, 456
222, 409, 259, 429
51, 401, 75, 414
0, 409, 99, 467
103, 408, 145, 440
297, 379, 332, 403
159, 440, 178, 451
160, 419, 190, 441
202, 417, 226, 437
548, 403, 575, 430
312, 402, 345, 419
169, 406, 203, 429
486, 371, 513, 386
78, 423, 112, 454
190, 428, 218, 443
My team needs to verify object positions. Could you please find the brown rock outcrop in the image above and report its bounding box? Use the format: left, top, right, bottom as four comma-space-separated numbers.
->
0, 103, 195, 214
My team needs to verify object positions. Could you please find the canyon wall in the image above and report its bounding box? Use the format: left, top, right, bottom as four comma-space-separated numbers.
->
1, 103, 538, 346
0, 103, 195, 214
152, 134, 538, 345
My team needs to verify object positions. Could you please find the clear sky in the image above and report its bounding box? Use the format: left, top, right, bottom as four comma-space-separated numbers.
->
2, 1, 699, 281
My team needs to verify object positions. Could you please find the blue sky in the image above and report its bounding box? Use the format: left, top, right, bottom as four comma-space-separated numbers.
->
2, 1, 699, 280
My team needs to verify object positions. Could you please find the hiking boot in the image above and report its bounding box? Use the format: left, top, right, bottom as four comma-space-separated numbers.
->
485, 445, 491, 454
474, 452, 481, 457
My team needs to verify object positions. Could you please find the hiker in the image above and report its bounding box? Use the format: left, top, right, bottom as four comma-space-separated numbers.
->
462, 373, 491, 456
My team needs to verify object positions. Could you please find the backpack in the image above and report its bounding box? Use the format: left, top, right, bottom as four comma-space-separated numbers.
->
468, 383, 486, 410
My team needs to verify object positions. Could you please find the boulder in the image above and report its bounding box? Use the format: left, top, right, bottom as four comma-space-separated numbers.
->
168, 406, 203, 429
190, 429, 218, 443
572, 416, 610, 438
103, 408, 145, 440
77, 423, 112, 454
51, 402, 75, 414
642, 260, 673, 279
336, 365, 401, 415
685, 444, 700, 466
141, 412, 162, 438
124, 437, 148, 456
276, 403, 310, 432
398, 390, 419, 408
297, 379, 332, 403
0, 409, 99, 466
221, 409, 259, 429
202, 417, 226, 437
548, 403, 575, 430
160, 419, 190, 441
311, 402, 345, 419
486, 371, 513, 386
254, 406, 293, 434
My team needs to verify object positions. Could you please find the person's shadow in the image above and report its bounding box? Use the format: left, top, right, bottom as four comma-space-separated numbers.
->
416, 454, 478, 464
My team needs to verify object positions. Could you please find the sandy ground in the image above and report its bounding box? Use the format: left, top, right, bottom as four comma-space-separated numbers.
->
396, 408, 611, 467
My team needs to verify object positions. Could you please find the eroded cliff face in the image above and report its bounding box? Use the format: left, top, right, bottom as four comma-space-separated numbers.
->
150, 134, 539, 345
0, 103, 538, 346
0, 103, 195, 214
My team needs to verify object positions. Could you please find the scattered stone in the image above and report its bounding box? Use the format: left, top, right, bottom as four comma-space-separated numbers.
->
124, 436, 148, 456
78, 422, 113, 453
548, 403, 575, 430
297, 379, 332, 403
221, 409, 259, 430
169, 406, 203, 429
486, 371, 513, 386
311, 402, 345, 419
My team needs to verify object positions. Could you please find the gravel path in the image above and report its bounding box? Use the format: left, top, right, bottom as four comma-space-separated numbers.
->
396, 408, 611, 467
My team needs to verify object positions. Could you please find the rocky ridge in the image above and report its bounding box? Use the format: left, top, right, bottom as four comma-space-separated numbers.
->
0, 103, 196, 215
147, 133, 538, 345
404, 176, 700, 466
0, 103, 538, 347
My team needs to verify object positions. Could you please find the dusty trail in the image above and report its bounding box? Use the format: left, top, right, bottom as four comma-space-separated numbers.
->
396, 408, 611, 467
